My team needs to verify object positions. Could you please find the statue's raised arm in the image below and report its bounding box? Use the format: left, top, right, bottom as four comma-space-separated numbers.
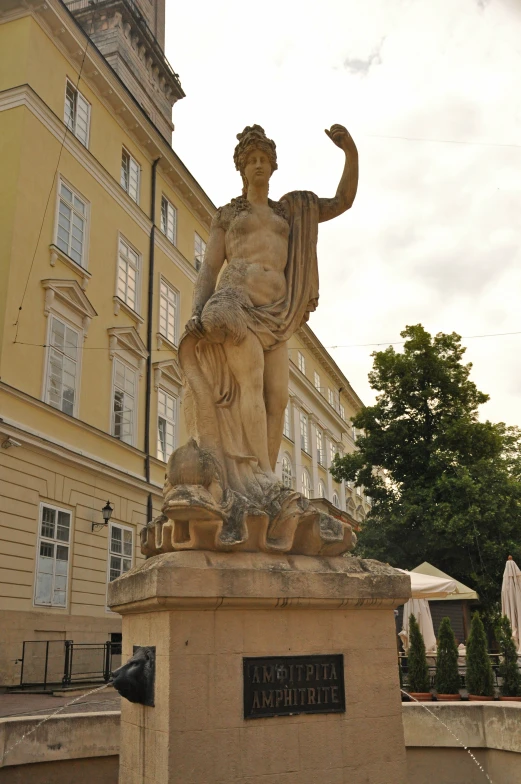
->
318, 124, 359, 223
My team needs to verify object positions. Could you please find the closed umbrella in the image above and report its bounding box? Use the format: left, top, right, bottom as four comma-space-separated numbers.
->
397, 569, 457, 654
501, 556, 521, 654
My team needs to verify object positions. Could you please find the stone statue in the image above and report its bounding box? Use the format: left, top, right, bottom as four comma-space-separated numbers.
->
142, 124, 359, 557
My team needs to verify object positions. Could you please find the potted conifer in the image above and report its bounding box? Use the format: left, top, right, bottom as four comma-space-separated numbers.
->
466, 612, 495, 700
434, 617, 461, 700
407, 614, 432, 701
497, 615, 521, 701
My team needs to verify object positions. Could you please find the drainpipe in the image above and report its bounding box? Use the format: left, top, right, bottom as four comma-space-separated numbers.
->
145, 157, 161, 522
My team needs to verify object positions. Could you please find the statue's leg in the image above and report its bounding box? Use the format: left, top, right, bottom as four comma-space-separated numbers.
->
223, 330, 277, 482
264, 341, 289, 472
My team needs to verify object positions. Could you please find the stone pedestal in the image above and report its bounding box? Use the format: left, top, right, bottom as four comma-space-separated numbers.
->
108, 551, 410, 784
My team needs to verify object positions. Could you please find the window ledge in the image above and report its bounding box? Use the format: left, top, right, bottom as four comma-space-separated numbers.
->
156, 331, 179, 352
113, 296, 144, 324
49, 245, 91, 290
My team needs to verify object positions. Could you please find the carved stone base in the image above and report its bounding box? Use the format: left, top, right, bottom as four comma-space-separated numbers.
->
141, 501, 355, 558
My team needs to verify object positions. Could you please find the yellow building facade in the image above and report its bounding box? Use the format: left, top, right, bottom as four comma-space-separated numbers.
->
0, 0, 370, 687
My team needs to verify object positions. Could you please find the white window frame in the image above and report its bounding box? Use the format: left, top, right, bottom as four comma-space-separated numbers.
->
157, 387, 178, 462
43, 315, 82, 418
161, 195, 177, 245
302, 468, 312, 499
329, 441, 338, 466
54, 178, 89, 269
159, 277, 179, 347
194, 232, 206, 271
314, 371, 321, 392
107, 522, 134, 587
121, 147, 140, 203
300, 412, 309, 453
332, 492, 340, 509
297, 351, 306, 375
34, 502, 72, 609
111, 358, 137, 446
282, 454, 293, 489
340, 403, 346, 421
116, 235, 141, 313
316, 428, 324, 466
64, 79, 90, 147
283, 403, 292, 439
317, 480, 326, 499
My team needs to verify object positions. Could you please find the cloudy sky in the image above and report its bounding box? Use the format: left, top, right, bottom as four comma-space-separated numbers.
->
164, 0, 521, 426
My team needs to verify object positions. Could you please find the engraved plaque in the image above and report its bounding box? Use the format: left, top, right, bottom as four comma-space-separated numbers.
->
243, 654, 345, 719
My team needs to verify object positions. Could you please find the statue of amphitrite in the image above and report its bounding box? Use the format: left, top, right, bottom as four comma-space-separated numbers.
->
142, 124, 359, 557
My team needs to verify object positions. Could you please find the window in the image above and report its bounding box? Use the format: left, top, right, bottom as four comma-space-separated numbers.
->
108, 523, 133, 582
340, 404, 346, 421
329, 441, 338, 466
194, 233, 206, 271
34, 504, 71, 607
332, 492, 340, 509
316, 428, 324, 465
117, 237, 140, 311
56, 181, 87, 267
159, 279, 179, 345
282, 455, 293, 488
121, 148, 140, 203
300, 412, 309, 452
112, 359, 136, 445
45, 316, 79, 416
64, 80, 90, 146
283, 403, 291, 439
302, 469, 312, 499
157, 388, 177, 462
314, 371, 321, 392
317, 480, 326, 499
297, 351, 306, 374
161, 196, 177, 245
328, 387, 340, 412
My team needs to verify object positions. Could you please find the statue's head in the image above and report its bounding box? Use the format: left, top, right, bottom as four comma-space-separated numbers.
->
234, 125, 277, 196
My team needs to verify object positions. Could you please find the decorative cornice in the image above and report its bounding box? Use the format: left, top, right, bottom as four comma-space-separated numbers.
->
153, 358, 182, 391
108, 325, 148, 374
49, 244, 92, 290
41, 278, 97, 336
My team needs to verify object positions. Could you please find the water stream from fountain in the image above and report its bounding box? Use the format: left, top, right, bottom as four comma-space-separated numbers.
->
402, 690, 493, 782
1, 681, 113, 761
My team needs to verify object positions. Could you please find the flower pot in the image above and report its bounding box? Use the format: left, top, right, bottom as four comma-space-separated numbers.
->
499, 696, 521, 701
408, 692, 432, 702
436, 694, 461, 701
468, 695, 494, 701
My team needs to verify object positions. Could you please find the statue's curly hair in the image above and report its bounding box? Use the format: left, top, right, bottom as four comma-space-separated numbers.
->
233, 125, 277, 196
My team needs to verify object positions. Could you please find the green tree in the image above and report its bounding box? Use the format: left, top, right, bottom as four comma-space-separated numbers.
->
331, 324, 521, 611
434, 617, 460, 694
407, 614, 430, 693
497, 615, 521, 697
466, 612, 494, 697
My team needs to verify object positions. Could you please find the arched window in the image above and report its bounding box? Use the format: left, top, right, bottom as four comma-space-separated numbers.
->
332, 492, 340, 509
282, 455, 293, 488
317, 480, 326, 499
347, 498, 355, 514
302, 468, 312, 499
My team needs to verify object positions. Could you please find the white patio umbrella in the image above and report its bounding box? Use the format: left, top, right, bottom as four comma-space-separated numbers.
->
397, 570, 457, 654
501, 556, 521, 654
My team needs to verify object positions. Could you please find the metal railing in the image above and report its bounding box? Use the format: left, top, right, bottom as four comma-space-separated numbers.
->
19, 640, 121, 689
399, 652, 507, 691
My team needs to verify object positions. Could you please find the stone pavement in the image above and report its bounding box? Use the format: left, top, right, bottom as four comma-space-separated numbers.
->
0, 688, 121, 718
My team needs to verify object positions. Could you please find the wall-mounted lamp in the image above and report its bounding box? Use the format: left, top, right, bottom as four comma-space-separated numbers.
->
92, 501, 113, 532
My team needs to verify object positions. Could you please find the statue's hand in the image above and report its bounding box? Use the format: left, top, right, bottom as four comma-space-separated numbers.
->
185, 313, 205, 340
325, 124, 357, 154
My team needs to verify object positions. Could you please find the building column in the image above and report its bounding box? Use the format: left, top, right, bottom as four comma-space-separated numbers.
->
291, 395, 303, 493
309, 415, 319, 496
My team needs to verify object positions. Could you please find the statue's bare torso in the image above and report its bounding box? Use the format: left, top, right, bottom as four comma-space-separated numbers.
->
218, 203, 290, 307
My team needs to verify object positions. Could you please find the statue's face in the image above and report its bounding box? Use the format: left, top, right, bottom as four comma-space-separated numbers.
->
244, 147, 272, 188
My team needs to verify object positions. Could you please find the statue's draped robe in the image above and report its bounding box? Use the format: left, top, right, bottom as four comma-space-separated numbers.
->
178, 191, 320, 503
